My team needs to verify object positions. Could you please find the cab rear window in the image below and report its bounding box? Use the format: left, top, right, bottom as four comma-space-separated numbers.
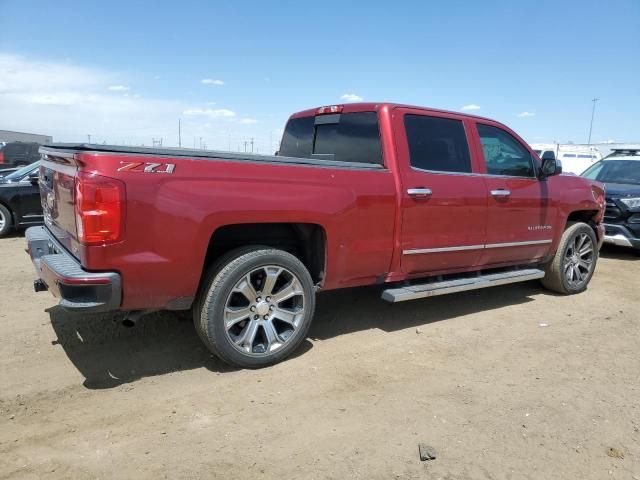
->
279, 112, 383, 165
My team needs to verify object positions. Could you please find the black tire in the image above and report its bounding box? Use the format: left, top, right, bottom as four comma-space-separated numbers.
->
0, 203, 12, 237
194, 247, 316, 368
541, 222, 598, 294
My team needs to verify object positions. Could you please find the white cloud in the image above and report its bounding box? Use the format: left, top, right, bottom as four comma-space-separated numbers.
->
0, 53, 192, 143
201, 78, 224, 86
461, 104, 481, 111
0, 53, 264, 148
340, 93, 363, 102
108, 85, 129, 92
240, 118, 259, 124
183, 107, 236, 118
517, 111, 536, 118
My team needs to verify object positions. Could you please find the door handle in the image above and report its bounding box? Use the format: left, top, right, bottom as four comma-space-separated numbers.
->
490, 189, 511, 197
407, 188, 432, 198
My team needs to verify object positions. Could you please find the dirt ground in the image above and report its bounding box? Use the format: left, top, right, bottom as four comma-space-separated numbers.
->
0, 233, 639, 480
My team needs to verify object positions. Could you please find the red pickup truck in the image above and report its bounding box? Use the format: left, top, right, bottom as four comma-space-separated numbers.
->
27, 103, 606, 367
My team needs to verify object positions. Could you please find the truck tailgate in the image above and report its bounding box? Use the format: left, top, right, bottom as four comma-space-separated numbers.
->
39, 154, 78, 256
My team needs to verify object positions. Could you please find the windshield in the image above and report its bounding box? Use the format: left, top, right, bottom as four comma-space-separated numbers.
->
4, 161, 39, 181
582, 160, 640, 185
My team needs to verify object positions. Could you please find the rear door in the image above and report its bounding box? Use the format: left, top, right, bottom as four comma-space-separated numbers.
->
393, 108, 487, 274
472, 122, 558, 265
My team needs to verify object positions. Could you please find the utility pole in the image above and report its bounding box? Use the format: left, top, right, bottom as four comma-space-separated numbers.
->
178, 119, 182, 148
87, 134, 91, 143
250, 137, 254, 153
243, 140, 248, 152
587, 98, 599, 146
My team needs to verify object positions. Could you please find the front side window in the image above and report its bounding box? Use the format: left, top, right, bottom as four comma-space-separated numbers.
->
404, 114, 472, 173
476, 124, 535, 177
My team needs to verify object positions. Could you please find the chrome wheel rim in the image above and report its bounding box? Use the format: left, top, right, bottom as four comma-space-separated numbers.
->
223, 265, 305, 356
563, 232, 594, 287
0, 210, 5, 231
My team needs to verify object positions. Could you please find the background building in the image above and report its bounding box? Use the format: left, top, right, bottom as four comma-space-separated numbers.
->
0, 129, 52, 144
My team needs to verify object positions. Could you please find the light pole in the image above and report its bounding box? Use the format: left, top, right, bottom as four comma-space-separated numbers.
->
587, 98, 599, 146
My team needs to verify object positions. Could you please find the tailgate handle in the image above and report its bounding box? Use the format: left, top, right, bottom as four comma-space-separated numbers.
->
407, 188, 432, 198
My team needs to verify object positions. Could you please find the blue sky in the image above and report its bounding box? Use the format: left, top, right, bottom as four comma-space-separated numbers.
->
1, 0, 638, 151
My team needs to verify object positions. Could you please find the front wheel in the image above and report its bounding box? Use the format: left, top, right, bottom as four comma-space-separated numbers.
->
194, 247, 316, 368
541, 222, 598, 294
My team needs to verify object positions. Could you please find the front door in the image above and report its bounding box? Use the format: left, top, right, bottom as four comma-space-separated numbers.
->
394, 109, 488, 275
472, 122, 559, 265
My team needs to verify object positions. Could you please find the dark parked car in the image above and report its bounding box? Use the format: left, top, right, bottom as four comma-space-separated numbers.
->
0, 142, 41, 167
0, 162, 43, 237
582, 148, 640, 253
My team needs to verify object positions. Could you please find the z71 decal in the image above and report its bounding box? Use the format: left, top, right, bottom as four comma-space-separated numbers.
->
117, 161, 175, 173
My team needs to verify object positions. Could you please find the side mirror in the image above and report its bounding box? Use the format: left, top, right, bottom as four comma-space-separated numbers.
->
541, 151, 556, 161
540, 157, 562, 179
28, 172, 39, 185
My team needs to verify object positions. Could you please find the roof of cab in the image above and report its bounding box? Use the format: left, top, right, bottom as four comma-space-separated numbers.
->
289, 102, 495, 123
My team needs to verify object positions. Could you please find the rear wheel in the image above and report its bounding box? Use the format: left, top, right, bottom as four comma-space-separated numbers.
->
194, 247, 316, 368
541, 222, 598, 294
0, 204, 12, 237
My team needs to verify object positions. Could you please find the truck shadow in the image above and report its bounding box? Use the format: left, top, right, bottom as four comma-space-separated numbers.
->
310, 281, 538, 341
49, 281, 540, 389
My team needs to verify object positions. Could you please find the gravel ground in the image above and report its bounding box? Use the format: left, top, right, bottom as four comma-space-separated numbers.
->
0, 233, 639, 479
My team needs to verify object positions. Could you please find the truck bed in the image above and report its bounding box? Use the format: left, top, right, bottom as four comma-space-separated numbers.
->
41, 143, 385, 171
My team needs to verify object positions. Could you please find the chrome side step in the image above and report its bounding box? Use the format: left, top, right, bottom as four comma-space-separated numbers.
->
381, 268, 545, 303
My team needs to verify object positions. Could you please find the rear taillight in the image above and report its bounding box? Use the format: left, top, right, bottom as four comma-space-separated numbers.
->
74, 172, 125, 245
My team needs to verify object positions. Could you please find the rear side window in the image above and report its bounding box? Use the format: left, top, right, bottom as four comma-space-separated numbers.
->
404, 115, 472, 173
476, 124, 535, 177
279, 112, 383, 165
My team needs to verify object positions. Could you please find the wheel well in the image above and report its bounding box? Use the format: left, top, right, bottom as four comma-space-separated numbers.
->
566, 210, 599, 234
203, 223, 326, 284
